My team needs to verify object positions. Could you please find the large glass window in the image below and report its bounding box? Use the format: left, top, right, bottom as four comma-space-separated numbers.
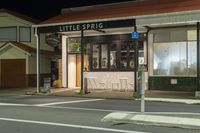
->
19, 27, 31, 42
187, 41, 197, 75
101, 45, 108, 69
69, 34, 146, 71
68, 38, 81, 53
92, 45, 99, 69
152, 27, 197, 76
120, 44, 128, 70
89, 42, 144, 71
0, 27, 16, 41
110, 44, 117, 69
154, 42, 187, 76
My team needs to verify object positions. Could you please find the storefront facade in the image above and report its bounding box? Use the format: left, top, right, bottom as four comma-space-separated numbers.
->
34, 0, 200, 92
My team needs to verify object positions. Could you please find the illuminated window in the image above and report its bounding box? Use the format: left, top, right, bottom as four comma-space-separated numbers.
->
153, 28, 197, 76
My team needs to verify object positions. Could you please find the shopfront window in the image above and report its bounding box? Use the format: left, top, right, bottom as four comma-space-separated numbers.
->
187, 41, 197, 75
152, 27, 197, 76
120, 44, 128, 70
89, 42, 144, 71
110, 44, 117, 69
101, 45, 108, 69
68, 38, 81, 53
92, 45, 99, 69
71, 34, 146, 71
154, 42, 187, 75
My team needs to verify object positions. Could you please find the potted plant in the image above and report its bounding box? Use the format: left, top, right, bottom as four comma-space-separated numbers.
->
72, 42, 81, 52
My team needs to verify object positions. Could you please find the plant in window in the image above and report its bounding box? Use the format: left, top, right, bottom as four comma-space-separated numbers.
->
71, 42, 81, 52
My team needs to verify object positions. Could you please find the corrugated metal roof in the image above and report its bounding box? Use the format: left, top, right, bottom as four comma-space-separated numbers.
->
40, 0, 200, 25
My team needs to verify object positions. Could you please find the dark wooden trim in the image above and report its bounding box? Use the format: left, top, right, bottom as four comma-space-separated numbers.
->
108, 44, 111, 69
99, 44, 102, 69
89, 43, 92, 71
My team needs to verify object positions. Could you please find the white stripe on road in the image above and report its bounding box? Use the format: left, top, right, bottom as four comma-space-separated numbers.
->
0, 103, 28, 106
0, 117, 147, 133
35, 99, 104, 106
1, 102, 200, 116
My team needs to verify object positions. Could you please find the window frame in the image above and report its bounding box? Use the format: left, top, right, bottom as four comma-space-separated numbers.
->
0, 26, 17, 42
152, 27, 197, 76
19, 26, 31, 42
89, 41, 144, 72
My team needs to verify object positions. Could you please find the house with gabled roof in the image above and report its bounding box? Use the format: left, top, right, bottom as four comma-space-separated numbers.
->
0, 9, 59, 88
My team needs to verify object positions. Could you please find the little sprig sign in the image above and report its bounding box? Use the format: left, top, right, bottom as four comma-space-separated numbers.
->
59, 23, 104, 32
38, 19, 135, 33
132, 32, 139, 39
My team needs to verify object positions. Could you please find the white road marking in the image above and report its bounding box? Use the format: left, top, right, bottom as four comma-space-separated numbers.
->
144, 98, 200, 104
35, 99, 104, 106
42, 105, 132, 113
0, 117, 148, 133
0, 103, 28, 106
0, 102, 200, 116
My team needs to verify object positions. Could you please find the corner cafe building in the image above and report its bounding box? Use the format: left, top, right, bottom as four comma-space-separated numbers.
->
34, 0, 200, 93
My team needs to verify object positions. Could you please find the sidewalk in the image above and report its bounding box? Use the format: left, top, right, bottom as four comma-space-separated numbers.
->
102, 112, 200, 130
1, 87, 200, 104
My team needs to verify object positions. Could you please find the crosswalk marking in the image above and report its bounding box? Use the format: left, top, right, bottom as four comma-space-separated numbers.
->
34, 99, 104, 106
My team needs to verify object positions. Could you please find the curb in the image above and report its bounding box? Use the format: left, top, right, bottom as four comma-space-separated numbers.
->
102, 112, 200, 130
144, 98, 200, 104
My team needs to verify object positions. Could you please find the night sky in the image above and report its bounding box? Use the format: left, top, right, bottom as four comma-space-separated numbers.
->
0, 0, 133, 21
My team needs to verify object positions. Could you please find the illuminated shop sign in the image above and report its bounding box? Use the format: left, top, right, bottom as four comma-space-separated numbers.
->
59, 22, 104, 32
38, 19, 135, 33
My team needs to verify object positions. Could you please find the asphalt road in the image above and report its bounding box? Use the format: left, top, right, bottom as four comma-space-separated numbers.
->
0, 95, 199, 133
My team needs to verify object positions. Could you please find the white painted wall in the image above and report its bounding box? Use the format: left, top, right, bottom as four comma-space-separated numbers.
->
62, 35, 68, 87
84, 72, 148, 91
29, 56, 51, 74
0, 46, 26, 59
68, 55, 76, 88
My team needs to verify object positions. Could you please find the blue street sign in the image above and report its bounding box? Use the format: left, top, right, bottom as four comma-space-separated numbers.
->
132, 32, 139, 39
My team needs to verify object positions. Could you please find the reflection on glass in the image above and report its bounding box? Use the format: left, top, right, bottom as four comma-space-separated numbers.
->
84, 44, 91, 71
188, 41, 197, 75
92, 45, 99, 69
110, 44, 117, 69
101, 45, 108, 69
68, 38, 81, 52
153, 42, 188, 76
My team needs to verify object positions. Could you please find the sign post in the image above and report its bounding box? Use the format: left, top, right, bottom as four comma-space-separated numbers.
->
132, 30, 139, 98
132, 30, 145, 113
140, 65, 146, 113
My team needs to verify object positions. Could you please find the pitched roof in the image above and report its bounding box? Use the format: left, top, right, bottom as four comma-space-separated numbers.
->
0, 41, 60, 56
0, 8, 40, 24
40, 0, 200, 25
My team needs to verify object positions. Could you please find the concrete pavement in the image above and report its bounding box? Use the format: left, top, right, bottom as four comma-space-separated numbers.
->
1, 87, 200, 104
47, 88, 200, 104
102, 112, 200, 130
